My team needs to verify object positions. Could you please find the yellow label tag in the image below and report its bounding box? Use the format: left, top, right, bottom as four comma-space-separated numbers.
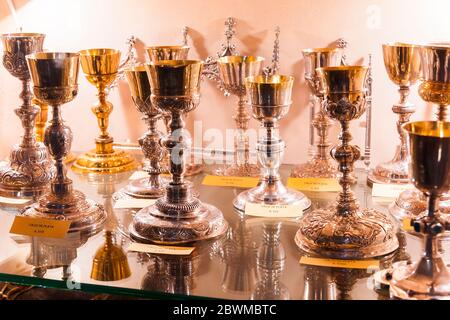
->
300, 256, 380, 269
0, 196, 31, 205
287, 178, 341, 192
245, 203, 303, 218
403, 218, 413, 231
10, 216, 71, 239
202, 175, 259, 188
127, 243, 195, 255
114, 199, 156, 209
372, 183, 414, 198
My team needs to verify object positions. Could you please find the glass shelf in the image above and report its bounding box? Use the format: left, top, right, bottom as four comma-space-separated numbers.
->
0, 159, 447, 300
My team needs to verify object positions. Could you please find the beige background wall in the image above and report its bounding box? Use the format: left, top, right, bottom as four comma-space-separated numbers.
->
0, 0, 448, 166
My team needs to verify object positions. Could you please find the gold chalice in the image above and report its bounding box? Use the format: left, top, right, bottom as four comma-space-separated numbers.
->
214, 55, 265, 177
130, 60, 228, 244
145, 45, 202, 176
233, 75, 311, 212
113, 66, 168, 200
295, 66, 399, 259
291, 47, 342, 179
72, 48, 137, 174
0, 33, 52, 197
390, 44, 450, 221
390, 121, 450, 299
22, 52, 106, 234
368, 43, 421, 185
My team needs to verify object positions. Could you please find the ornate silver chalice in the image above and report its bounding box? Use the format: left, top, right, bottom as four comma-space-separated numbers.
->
0, 33, 52, 197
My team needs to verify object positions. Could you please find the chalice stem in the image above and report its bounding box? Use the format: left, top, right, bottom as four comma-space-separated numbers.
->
167, 112, 185, 185
94, 84, 112, 142
437, 104, 449, 121
393, 86, 413, 162
146, 117, 162, 189
234, 95, 251, 165
50, 105, 67, 185
18, 79, 38, 148
314, 99, 332, 160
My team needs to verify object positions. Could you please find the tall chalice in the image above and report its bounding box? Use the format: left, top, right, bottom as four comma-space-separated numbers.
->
72, 48, 137, 174
295, 66, 399, 259
22, 52, 106, 234
0, 33, 52, 197
390, 121, 450, 299
130, 60, 228, 244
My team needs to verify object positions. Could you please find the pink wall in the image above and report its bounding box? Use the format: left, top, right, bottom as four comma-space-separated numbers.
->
0, 0, 448, 166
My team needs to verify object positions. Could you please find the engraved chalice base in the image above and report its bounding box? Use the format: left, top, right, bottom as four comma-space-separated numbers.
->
130, 198, 228, 244
0, 143, 52, 197
213, 163, 260, 177
290, 158, 339, 179
390, 258, 450, 299
367, 157, 410, 185
72, 149, 137, 174
21, 190, 106, 235
295, 205, 399, 259
389, 190, 450, 221
233, 179, 312, 213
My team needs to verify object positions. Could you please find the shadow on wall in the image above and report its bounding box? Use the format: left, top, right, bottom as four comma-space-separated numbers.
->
0, 0, 29, 23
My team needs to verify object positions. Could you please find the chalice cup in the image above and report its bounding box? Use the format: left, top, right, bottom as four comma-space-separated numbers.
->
368, 43, 421, 185
145, 45, 202, 176
0, 33, 52, 197
390, 44, 450, 220
233, 75, 311, 212
130, 60, 228, 244
295, 66, 399, 259
114, 66, 167, 200
390, 121, 450, 300
291, 47, 342, 179
72, 48, 137, 174
214, 55, 265, 177
21, 52, 106, 234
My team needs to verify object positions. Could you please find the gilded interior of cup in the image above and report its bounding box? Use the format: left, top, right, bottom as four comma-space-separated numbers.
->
79, 48, 121, 76
145, 60, 203, 96
146, 45, 190, 62
419, 44, 450, 83
26, 52, 79, 88
245, 75, 294, 107
382, 42, 421, 87
217, 55, 264, 87
302, 48, 342, 76
125, 66, 151, 101
403, 121, 450, 194
317, 66, 368, 94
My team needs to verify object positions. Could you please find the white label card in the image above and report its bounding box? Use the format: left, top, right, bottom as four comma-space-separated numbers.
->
127, 243, 195, 255
244, 203, 303, 218
114, 199, 156, 209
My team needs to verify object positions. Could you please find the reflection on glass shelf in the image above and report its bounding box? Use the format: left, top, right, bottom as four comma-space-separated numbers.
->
0, 163, 448, 300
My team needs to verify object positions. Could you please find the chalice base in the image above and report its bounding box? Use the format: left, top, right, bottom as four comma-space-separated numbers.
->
389, 189, 450, 221
372, 261, 410, 293
390, 258, 450, 300
0, 143, 52, 198
213, 163, 260, 177
368, 159, 410, 185
295, 206, 399, 259
290, 157, 339, 179
21, 190, 106, 235
112, 176, 170, 200
72, 149, 137, 174
232, 179, 312, 213
130, 201, 228, 244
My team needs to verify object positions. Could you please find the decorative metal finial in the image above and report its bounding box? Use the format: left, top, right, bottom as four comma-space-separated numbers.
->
106, 36, 137, 94
263, 26, 280, 76
182, 26, 189, 46
218, 17, 238, 57
337, 38, 348, 66
363, 53, 373, 170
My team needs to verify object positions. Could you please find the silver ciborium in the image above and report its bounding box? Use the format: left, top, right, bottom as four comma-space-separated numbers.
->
291, 47, 342, 179
295, 66, 398, 259
130, 60, 228, 244
233, 75, 311, 212
0, 33, 52, 197
214, 55, 265, 177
